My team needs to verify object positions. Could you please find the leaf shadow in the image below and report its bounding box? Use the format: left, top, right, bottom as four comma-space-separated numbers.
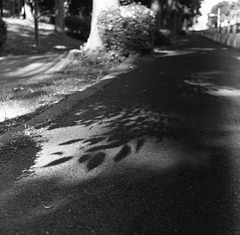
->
46, 66, 213, 170
43, 156, 73, 167
86, 152, 106, 171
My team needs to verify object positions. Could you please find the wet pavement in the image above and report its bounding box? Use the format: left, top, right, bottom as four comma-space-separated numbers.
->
1, 34, 240, 234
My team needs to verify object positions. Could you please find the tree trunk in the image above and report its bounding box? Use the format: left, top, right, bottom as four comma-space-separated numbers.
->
55, 0, 64, 33
0, 0, 3, 17
34, 0, 39, 47
84, 0, 119, 51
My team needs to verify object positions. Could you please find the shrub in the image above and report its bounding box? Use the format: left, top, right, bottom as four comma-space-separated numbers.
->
97, 3, 155, 55
0, 18, 7, 49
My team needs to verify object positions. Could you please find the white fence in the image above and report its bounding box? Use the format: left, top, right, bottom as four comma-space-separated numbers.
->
200, 23, 240, 48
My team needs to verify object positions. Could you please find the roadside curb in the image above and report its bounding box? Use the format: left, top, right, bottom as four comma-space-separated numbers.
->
0, 53, 139, 145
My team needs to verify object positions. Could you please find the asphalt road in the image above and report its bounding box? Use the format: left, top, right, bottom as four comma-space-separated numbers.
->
1, 34, 240, 234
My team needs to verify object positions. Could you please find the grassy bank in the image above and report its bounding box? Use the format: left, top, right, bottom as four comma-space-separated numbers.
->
0, 18, 123, 135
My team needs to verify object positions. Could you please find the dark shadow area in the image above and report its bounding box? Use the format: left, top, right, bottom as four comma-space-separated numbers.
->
86, 152, 106, 171
0, 135, 41, 190
0, 150, 234, 235
59, 138, 84, 146
113, 144, 131, 162
66, 31, 89, 43
43, 156, 73, 167
78, 154, 91, 163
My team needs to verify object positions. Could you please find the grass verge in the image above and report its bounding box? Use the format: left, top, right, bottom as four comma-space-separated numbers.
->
0, 18, 127, 135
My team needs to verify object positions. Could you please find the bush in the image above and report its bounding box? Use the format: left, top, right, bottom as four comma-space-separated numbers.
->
0, 18, 7, 49
65, 15, 90, 41
97, 3, 155, 55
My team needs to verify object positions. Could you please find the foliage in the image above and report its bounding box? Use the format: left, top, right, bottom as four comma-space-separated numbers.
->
211, 0, 240, 25
180, 0, 203, 15
153, 29, 171, 46
38, 0, 55, 14
68, 0, 92, 16
97, 3, 155, 55
65, 15, 91, 41
0, 17, 7, 49
211, 1, 231, 16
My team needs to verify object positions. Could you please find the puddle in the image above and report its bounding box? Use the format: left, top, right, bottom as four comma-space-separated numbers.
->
153, 49, 196, 57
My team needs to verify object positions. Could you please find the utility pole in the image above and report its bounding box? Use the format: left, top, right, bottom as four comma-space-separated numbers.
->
34, 0, 39, 47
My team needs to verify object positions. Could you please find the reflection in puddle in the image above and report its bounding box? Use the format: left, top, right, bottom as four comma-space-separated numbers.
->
153, 49, 196, 57
186, 47, 216, 51
209, 88, 240, 97
153, 47, 219, 58
188, 70, 225, 81
185, 70, 240, 98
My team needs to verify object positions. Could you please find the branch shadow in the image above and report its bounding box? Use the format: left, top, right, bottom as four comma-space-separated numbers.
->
43, 63, 215, 171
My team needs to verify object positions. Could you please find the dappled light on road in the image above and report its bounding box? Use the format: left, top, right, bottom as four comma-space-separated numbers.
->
15, 104, 181, 185
2, 35, 240, 234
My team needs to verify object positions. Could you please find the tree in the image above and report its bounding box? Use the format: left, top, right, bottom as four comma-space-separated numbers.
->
210, 1, 240, 25
34, 0, 39, 46
231, 0, 240, 22
55, 0, 64, 33
158, 0, 202, 32
84, 0, 119, 51
212, 1, 231, 16
0, 0, 3, 17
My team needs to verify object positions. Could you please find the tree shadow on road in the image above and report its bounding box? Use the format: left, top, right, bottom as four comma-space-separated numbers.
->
42, 66, 214, 171
1, 46, 236, 234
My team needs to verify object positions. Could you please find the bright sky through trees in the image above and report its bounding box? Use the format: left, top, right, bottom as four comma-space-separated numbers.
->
194, 0, 237, 30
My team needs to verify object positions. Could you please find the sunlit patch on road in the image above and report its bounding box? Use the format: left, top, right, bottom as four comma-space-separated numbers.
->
0, 100, 35, 122
188, 70, 225, 80
184, 70, 240, 98
153, 48, 196, 57
208, 88, 240, 97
